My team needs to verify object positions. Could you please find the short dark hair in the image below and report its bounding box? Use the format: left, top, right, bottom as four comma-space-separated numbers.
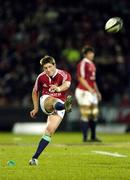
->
40, 55, 56, 66
81, 46, 95, 56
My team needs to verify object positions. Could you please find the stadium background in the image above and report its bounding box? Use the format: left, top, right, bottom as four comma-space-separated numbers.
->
0, 0, 130, 132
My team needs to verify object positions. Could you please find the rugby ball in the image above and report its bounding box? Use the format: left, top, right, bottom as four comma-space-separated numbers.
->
105, 17, 123, 33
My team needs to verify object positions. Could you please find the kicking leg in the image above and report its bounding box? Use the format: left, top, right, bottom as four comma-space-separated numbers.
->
44, 96, 72, 113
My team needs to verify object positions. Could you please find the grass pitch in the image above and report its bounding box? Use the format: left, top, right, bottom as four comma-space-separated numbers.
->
0, 132, 130, 180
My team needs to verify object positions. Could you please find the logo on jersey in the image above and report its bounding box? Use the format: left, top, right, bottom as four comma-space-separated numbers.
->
43, 83, 48, 87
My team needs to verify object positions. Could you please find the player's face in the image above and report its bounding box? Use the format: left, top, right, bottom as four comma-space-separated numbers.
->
86, 52, 95, 61
43, 63, 56, 77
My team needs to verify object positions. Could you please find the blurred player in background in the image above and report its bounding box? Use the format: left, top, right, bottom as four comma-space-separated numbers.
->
29, 55, 72, 165
75, 46, 102, 142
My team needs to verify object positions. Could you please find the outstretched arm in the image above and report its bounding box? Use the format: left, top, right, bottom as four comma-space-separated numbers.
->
30, 88, 39, 118
94, 82, 102, 101
78, 76, 95, 94
49, 81, 71, 92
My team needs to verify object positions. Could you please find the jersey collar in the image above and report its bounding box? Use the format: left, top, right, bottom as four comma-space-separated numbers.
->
83, 58, 92, 63
52, 69, 58, 78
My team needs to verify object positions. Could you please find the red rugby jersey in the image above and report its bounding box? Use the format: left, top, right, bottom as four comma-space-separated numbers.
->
77, 58, 96, 90
34, 69, 71, 101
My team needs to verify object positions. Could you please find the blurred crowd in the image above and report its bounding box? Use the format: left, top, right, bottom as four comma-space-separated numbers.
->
0, 0, 130, 107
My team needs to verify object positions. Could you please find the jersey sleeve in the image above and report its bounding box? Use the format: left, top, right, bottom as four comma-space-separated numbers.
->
77, 61, 89, 78
63, 71, 71, 83
33, 76, 41, 92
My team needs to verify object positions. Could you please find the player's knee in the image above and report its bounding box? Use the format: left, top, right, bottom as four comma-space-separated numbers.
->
81, 109, 91, 121
92, 107, 99, 118
45, 126, 55, 135
81, 116, 89, 122
80, 108, 91, 118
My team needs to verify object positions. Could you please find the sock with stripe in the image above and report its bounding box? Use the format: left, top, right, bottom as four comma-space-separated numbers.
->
81, 118, 89, 142
32, 135, 51, 159
89, 119, 96, 140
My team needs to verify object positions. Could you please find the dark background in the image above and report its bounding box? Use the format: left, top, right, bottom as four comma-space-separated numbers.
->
0, 0, 130, 131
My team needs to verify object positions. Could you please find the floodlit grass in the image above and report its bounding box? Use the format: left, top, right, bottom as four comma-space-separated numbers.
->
0, 132, 130, 180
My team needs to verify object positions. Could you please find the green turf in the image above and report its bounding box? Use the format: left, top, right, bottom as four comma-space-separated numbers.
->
0, 132, 130, 180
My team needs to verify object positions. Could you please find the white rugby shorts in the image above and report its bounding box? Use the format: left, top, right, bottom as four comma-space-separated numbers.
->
75, 88, 98, 106
40, 95, 65, 118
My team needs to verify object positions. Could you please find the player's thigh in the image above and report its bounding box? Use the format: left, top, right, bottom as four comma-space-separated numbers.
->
40, 95, 57, 114
80, 105, 91, 117
44, 96, 56, 111
91, 104, 99, 117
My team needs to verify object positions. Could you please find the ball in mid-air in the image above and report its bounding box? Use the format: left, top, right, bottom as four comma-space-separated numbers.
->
105, 17, 123, 33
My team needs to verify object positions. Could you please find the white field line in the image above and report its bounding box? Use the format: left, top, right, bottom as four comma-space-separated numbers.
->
92, 151, 127, 158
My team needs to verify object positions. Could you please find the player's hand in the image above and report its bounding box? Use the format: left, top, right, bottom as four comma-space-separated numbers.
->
97, 92, 102, 101
90, 89, 95, 95
30, 109, 38, 118
49, 85, 59, 92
